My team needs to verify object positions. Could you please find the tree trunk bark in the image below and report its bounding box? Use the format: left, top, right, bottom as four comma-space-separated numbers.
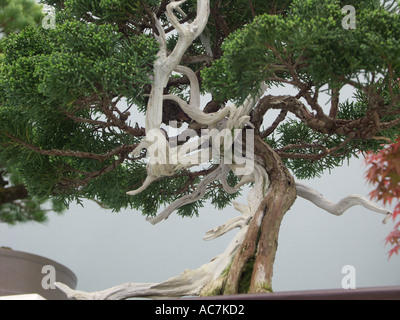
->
0, 184, 29, 206
223, 136, 297, 294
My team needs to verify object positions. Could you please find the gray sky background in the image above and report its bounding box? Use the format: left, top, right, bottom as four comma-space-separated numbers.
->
1, 0, 399, 295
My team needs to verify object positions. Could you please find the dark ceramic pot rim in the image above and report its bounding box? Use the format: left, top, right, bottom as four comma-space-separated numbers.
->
0, 248, 77, 284
0, 248, 77, 299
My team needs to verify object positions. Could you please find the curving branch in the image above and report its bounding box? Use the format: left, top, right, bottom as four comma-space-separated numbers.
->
163, 93, 234, 125
295, 182, 392, 224
203, 201, 252, 241
127, 0, 211, 197
126, 175, 158, 197
4, 132, 137, 162
56, 162, 270, 300
145, 0, 210, 133
56, 172, 392, 300
55, 0, 393, 300
145, 164, 223, 225
173, 1, 213, 57
174, 65, 201, 109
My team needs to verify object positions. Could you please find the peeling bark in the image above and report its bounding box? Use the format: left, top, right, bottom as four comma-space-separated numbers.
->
224, 136, 296, 294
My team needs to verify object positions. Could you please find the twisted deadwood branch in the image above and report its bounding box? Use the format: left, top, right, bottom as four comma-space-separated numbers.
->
55, 179, 391, 300
296, 182, 392, 224
56, 0, 392, 300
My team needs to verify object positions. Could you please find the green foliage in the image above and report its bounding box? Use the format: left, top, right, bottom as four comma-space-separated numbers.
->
265, 120, 347, 179
0, 194, 65, 225
39, 22, 157, 106
41, 0, 160, 34
0, 2, 161, 222
202, 0, 399, 103
203, 0, 400, 180
0, 0, 60, 224
1, 22, 158, 107
0, 162, 66, 224
1, 0, 400, 224
0, 3, 237, 220
0, 0, 43, 37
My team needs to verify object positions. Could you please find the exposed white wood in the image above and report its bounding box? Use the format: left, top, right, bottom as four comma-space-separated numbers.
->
56, 161, 269, 299
296, 182, 392, 224
56, 0, 392, 300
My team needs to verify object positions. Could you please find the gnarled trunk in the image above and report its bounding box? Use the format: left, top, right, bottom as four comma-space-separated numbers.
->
55, 132, 391, 299
54, 0, 392, 300
203, 136, 297, 295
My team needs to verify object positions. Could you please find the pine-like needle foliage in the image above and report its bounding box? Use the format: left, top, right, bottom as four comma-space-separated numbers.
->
203, 0, 400, 179
1, 0, 400, 223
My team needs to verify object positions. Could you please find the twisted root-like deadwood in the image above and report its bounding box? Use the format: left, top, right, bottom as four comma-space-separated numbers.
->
56, 0, 392, 300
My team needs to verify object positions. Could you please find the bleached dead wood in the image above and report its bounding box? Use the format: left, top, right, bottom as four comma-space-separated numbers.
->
56, 161, 270, 300
296, 182, 392, 224
56, 0, 392, 300
56, 172, 392, 300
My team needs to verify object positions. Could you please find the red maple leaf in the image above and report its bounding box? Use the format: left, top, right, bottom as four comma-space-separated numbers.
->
365, 137, 400, 259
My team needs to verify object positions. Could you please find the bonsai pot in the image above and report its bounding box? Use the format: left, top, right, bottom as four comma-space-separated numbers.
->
0, 248, 77, 300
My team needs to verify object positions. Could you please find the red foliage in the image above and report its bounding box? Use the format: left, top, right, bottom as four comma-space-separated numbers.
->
365, 137, 400, 259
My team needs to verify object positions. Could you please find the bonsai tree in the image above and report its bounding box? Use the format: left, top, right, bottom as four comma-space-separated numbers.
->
0, 0, 399, 298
